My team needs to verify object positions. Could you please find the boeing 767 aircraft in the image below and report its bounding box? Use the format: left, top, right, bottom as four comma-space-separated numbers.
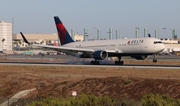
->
20, 16, 165, 65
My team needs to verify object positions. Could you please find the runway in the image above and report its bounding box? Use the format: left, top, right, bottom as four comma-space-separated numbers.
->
0, 61, 179, 69
0, 54, 179, 69
2, 54, 180, 60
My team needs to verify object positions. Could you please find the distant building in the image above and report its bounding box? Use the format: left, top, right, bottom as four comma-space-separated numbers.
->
160, 38, 180, 55
13, 33, 58, 41
13, 33, 84, 49
13, 33, 84, 42
0, 21, 12, 52
73, 34, 84, 41
160, 38, 180, 44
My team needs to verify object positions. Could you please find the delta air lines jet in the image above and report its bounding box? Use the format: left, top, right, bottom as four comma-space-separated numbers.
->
20, 16, 165, 65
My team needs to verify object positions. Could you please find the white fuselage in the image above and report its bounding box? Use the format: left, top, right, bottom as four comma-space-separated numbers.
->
62, 37, 165, 56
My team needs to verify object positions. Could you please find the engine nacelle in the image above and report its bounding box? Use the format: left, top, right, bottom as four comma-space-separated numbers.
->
93, 50, 108, 60
131, 55, 149, 60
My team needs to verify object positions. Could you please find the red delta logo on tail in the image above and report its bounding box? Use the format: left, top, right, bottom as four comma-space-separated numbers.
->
54, 16, 74, 45
56, 24, 66, 45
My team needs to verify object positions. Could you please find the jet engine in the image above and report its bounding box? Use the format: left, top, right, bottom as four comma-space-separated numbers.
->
131, 55, 149, 60
92, 50, 108, 60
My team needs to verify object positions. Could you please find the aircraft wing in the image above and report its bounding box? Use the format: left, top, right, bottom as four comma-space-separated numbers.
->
33, 44, 123, 54
33, 44, 95, 53
20, 32, 122, 54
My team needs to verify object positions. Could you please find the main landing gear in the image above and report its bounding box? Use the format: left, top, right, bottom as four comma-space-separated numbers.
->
153, 54, 157, 63
91, 57, 124, 65
115, 56, 124, 65
91, 60, 100, 65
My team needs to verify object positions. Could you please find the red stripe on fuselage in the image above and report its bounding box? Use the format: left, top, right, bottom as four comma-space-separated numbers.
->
56, 24, 66, 45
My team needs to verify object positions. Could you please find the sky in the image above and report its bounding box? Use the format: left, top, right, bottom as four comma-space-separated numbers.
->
0, 0, 180, 39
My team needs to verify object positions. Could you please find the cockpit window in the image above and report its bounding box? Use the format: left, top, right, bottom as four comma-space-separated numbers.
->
154, 41, 162, 44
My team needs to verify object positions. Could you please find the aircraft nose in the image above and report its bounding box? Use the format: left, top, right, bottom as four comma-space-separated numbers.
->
155, 44, 165, 53
160, 44, 165, 51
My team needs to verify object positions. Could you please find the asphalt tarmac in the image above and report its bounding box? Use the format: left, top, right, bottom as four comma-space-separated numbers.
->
2, 54, 180, 61
0, 54, 179, 69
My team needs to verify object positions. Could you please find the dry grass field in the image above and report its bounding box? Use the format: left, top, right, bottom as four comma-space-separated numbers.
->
0, 58, 180, 103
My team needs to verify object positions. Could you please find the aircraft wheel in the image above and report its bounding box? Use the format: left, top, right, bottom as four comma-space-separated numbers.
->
120, 61, 124, 65
115, 61, 124, 65
115, 61, 118, 65
153, 54, 157, 63
153, 59, 157, 63
95, 61, 100, 65
91, 61, 100, 65
91, 61, 94, 65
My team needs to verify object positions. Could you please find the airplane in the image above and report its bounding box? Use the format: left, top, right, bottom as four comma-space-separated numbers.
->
20, 16, 165, 65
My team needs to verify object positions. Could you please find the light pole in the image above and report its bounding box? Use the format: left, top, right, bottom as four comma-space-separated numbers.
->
93, 27, 97, 40
162, 28, 166, 38
135, 27, 140, 38
107, 28, 113, 40
170, 29, 173, 39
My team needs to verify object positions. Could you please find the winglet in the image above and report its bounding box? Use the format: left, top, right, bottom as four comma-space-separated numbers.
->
20, 32, 30, 44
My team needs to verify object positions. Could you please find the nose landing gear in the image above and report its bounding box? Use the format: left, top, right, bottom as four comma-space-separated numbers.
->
153, 54, 157, 63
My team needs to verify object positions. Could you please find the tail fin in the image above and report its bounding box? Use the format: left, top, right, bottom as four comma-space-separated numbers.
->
148, 34, 151, 37
54, 16, 74, 45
